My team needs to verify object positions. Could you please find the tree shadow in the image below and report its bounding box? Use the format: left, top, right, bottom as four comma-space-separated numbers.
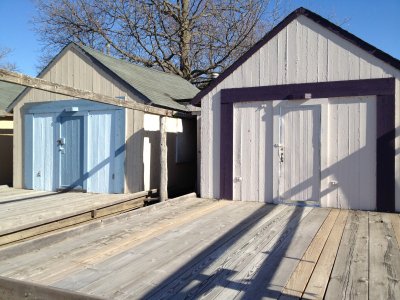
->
141, 204, 306, 299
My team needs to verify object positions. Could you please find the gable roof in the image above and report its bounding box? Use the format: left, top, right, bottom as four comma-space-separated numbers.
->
76, 44, 199, 111
8, 43, 199, 112
0, 82, 24, 116
191, 7, 400, 105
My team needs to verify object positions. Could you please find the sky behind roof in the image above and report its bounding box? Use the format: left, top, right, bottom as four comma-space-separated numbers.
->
0, 0, 399, 77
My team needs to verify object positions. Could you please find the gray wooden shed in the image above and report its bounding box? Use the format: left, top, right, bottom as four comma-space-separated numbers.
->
192, 8, 400, 212
9, 43, 198, 194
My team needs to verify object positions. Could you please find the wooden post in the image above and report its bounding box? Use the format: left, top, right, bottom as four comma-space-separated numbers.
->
159, 116, 168, 201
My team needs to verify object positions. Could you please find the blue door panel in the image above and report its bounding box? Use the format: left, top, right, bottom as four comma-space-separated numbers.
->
59, 116, 84, 189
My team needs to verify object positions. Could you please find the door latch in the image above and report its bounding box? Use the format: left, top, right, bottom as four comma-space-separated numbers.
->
276, 144, 284, 163
57, 138, 65, 146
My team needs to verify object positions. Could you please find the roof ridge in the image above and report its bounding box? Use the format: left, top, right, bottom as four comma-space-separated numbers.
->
75, 43, 187, 81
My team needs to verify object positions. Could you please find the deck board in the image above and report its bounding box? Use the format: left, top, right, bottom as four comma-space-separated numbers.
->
0, 187, 151, 244
0, 198, 399, 299
369, 212, 400, 300
325, 210, 369, 300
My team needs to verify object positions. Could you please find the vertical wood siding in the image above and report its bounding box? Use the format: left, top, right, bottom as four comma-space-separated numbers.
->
233, 102, 273, 202
59, 116, 84, 189
14, 47, 145, 188
31, 114, 56, 191
280, 105, 320, 202
87, 112, 113, 193
125, 109, 144, 193
326, 97, 376, 210
200, 15, 400, 210
24, 102, 125, 193
230, 97, 376, 210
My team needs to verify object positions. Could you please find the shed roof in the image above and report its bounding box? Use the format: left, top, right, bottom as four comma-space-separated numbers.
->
76, 44, 199, 111
191, 7, 400, 105
0, 81, 24, 116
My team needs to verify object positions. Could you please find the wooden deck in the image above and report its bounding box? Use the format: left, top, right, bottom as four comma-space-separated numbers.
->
0, 198, 399, 299
0, 187, 152, 245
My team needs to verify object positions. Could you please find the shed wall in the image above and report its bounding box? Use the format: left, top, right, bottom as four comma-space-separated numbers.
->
232, 97, 376, 210
200, 15, 400, 210
13, 47, 146, 188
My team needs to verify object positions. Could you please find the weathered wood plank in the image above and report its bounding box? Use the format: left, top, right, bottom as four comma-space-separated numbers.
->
216, 207, 329, 300
76, 203, 267, 297
53, 202, 246, 293
369, 212, 400, 300
0, 69, 176, 116
325, 210, 369, 300
185, 206, 312, 300
280, 209, 339, 299
0, 198, 211, 275
17, 201, 230, 284
159, 116, 168, 201
303, 210, 349, 300
138, 204, 294, 299
389, 213, 400, 249
0, 276, 102, 300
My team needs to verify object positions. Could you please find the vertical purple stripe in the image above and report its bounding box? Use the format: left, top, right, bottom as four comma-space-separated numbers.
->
376, 95, 395, 212
220, 99, 233, 199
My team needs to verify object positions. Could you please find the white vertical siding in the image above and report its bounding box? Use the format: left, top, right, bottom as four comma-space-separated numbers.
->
326, 96, 376, 210
230, 97, 376, 209
233, 102, 273, 202
200, 15, 400, 208
280, 105, 320, 202
87, 111, 113, 193
32, 114, 56, 191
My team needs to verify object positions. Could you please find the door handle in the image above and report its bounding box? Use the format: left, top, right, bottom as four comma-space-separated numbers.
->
57, 138, 65, 146
278, 146, 284, 163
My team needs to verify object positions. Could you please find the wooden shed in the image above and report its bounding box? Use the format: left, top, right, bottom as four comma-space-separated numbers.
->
192, 8, 400, 212
8, 43, 198, 195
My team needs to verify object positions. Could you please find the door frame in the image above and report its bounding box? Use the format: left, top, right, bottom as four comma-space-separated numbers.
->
219, 78, 396, 212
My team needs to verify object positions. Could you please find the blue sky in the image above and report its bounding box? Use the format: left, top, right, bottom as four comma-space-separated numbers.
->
0, 0, 399, 77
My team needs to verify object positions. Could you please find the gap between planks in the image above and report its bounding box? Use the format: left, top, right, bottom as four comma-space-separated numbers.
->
25, 200, 231, 285
301, 209, 349, 300
280, 208, 340, 299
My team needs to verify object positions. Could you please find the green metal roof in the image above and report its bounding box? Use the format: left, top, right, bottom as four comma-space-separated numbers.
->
77, 44, 199, 111
0, 81, 24, 116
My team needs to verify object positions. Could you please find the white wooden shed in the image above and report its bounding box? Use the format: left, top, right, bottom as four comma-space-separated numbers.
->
8, 43, 198, 195
192, 8, 400, 212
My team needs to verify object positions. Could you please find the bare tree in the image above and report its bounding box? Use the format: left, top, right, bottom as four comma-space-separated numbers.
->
0, 47, 18, 72
33, 0, 286, 86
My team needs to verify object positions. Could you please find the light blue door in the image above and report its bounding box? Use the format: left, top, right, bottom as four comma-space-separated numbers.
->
59, 116, 84, 190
